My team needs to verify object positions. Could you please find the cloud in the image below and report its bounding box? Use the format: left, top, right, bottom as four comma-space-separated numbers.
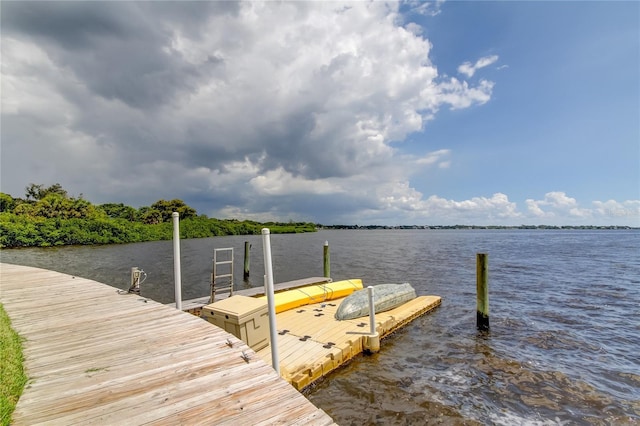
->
404, 0, 446, 17
346, 191, 639, 226
437, 79, 494, 110
250, 167, 340, 196
592, 199, 640, 220
522, 192, 640, 225
336, 190, 523, 225
1, 2, 234, 110
458, 55, 499, 78
415, 149, 451, 167
1, 1, 494, 221
5, 3, 636, 227
525, 192, 592, 219
422, 193, 521, 222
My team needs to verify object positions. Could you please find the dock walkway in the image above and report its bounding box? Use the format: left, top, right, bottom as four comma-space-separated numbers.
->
0, 263, 335, 425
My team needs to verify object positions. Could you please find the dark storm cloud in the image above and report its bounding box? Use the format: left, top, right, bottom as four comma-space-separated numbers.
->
2, 1, 238, 48
256, 109, 322, 176
1, 1, 230, 109
2, 2, 141, 49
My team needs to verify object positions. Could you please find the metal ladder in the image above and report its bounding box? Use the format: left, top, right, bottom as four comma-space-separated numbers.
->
210, 247, 234, 303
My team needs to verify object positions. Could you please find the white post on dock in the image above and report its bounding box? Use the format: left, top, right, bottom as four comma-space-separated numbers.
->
172, 212, 182, 310
261, 228, 280, 374
367, 286, 380, 353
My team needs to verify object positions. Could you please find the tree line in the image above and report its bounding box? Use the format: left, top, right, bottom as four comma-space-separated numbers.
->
0, 183, 316, 248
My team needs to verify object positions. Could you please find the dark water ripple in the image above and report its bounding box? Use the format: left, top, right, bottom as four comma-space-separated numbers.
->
1, 229, 639, 424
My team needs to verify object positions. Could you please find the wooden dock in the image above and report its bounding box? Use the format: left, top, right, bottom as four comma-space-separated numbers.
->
0, 263, 336, 425
254, 295, 442, 391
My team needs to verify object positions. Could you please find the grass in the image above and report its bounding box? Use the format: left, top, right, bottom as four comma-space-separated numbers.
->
0, 303, 27, 426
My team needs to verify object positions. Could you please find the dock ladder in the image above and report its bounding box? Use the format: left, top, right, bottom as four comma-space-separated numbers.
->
210, 247, 234, 303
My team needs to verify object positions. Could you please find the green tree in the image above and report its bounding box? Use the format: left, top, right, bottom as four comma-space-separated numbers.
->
150, 199, 197, 222
138, 207, 162, 225
12, 202, 35, 216
30, 193, 96, 219
0, 182, 317, 248
24, 183, 68, 201
0, 193, 15, 212
99, 203, 137, 221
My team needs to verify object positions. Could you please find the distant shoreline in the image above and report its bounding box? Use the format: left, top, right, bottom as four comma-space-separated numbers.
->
319, 224, 639, 230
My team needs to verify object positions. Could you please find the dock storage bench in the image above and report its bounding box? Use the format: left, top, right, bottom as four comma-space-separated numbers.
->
201, 295, 269, 351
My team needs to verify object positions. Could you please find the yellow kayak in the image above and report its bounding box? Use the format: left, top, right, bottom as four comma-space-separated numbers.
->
258, 279, 363, 313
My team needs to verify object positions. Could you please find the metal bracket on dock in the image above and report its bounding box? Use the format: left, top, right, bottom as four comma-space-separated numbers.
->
128, 267, 146, 294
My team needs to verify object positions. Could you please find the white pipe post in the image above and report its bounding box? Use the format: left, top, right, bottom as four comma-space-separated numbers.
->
367, 286, 380, 352
172, 212, 182, 310
368, 286, 376, 334
261, 228, 280, 374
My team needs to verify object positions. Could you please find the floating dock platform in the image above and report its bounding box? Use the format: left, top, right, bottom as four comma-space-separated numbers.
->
254, 294, 441, 390
0, 263, 336, 425
193, 279, 442, 391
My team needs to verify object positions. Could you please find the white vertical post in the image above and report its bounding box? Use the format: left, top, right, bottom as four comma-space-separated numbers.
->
367, 285, 380, 353
367, 286, 376, 334
261, 228, 280, 375
172, 212, 182, 310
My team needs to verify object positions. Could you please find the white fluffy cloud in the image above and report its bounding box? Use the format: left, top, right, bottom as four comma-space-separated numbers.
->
458, 55, 499, 78
415, 149, 451, 167
345, 191, 639, 226
421, 193, 521, 223
526, 192, 591, 219
592, 199, 640, 220
520, 192, 640, 225
405, 0, 446, 17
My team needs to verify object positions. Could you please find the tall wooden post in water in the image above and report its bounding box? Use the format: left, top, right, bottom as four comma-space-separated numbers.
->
323, 241, 330, 278
243, 241, 251, 279
476, 253, 489, 331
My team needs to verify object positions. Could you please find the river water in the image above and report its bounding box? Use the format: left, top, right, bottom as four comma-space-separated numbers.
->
1, 229, 638, 425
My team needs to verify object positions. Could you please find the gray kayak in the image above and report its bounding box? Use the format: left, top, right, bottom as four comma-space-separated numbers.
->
334, 283, 417, 320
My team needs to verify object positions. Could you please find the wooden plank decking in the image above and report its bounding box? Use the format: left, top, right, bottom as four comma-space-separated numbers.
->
0, 263, 336, 425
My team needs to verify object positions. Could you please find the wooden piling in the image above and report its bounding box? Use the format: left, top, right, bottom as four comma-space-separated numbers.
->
244, 241, 251, 279
476, 253, 489, 331
323, 241, 330, 278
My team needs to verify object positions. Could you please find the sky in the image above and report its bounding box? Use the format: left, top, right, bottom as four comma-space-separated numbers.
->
1, 1, 639, 226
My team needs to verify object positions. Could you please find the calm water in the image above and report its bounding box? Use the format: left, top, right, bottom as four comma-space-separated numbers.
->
1, 230, 639, 425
